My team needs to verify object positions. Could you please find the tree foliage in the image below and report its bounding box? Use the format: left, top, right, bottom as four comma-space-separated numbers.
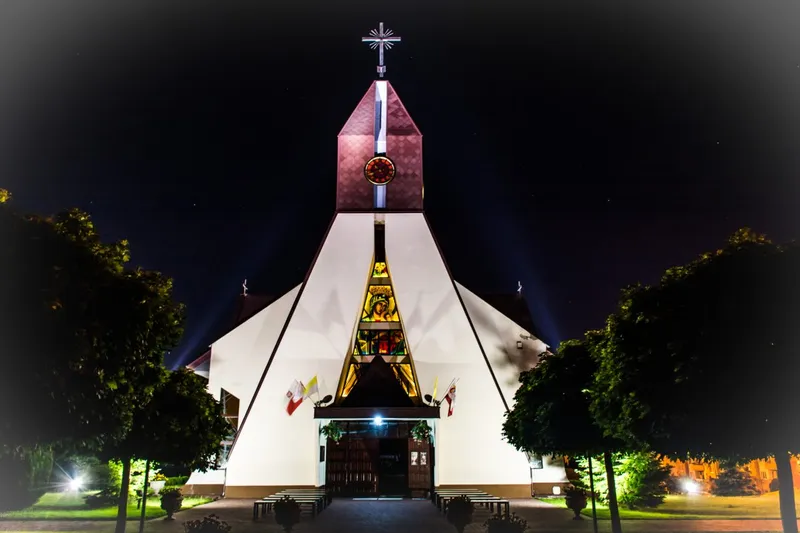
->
0, 445, 53, 512
104, 368, 230, 533
590, 228, 800, 530
503, 336, 627, 532
592, 228, 799, 459
1, 204, 184, 453
104, 368, 230, 471
711, 461, 759, 497
574, 452, 670, 509
503, 336, 625, 457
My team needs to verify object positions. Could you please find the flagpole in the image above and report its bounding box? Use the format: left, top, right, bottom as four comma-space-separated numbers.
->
438, 378, 455, 404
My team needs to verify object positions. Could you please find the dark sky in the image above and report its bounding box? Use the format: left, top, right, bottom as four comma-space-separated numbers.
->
3, 0, 799, 368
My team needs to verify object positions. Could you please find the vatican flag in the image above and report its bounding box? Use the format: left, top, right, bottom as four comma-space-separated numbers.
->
304, 375, 319, 399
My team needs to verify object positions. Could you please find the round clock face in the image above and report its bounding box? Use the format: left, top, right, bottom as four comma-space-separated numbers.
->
364, 156, 396, 185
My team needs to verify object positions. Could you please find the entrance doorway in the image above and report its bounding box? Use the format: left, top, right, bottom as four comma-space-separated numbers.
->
378, 439, 408, 496
324, 420, 433, 498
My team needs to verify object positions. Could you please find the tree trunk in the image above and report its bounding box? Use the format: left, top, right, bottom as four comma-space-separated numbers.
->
587, 454, 599, 533
114, 457, 132, 533
138, 459, 150, 533
775, 452, 798, 533
603, 451, 622, 533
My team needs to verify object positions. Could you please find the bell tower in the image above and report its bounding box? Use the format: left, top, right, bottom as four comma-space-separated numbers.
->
335, 25, 423, 212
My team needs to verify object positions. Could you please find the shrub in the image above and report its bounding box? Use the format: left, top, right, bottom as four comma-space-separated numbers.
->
85, 488, 119, 509
446, 495, 474, 533
564, 486, 588, 519
575, 452, 670, 509
167, 475, 189, 486
711, 462, 759, 496
183, 514, 231, 533
616, 452, 672, 508
274, 496, 301, 532
0, 446, 53, 512
160, 488, 184, 519
485, 512, 528, 533
769, 478, 780, 492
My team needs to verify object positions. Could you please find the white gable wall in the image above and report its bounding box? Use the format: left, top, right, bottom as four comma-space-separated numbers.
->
195, 212, 566, 491
385, 213, 554, 486
224, 214, 375, 487
456, 282, 568, 484
207, 285, 301, 408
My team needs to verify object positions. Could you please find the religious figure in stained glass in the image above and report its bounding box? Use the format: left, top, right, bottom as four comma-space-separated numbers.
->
372, 261, 388, 277
361, 285, 398, 322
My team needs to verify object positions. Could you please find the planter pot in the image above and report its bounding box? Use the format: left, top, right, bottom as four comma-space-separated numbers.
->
161, 497, 183, 520
150, 480, 166, 495
565, 495, 587, 520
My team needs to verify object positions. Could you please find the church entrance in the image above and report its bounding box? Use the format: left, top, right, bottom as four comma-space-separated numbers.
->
324, 420, 433, 498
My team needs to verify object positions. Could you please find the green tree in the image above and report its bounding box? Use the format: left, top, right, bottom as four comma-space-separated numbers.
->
591, 229, 800, 532
711, 460, 759, 496
1, 205, 182, 453
1, 202, 184, 512
104, 368, 230, 533
616, 452, 672, 509
503, 336, 626, 533
574, 451, 670, 509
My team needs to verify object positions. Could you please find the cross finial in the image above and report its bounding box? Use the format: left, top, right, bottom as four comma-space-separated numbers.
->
242, 279, 248, 297
362, 22, 401, 78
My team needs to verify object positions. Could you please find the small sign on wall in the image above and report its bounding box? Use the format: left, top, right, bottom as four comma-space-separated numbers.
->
420, 452, 427, 466
528, 454, 543, 469
411, 451, 418, 466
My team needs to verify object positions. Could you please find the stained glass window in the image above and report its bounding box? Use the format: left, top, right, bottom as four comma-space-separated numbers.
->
337, 255, 422, 404
353, 330, 406, 355
372, 261, 388, 278
360, 285, 399, 322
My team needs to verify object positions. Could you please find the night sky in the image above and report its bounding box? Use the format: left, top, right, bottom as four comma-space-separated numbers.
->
3, 1, 799, 368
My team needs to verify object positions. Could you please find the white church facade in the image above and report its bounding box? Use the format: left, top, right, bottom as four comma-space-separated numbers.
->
185, 30, 568, 499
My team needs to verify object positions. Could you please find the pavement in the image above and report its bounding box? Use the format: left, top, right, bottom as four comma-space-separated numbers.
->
0, 498, 798, 533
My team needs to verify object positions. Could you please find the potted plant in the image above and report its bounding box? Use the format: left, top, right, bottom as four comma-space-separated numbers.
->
446, 495, 474, 533
150, 473, 168, 496
274, 495, 302, 532
563, 486, 588, 520
320, 421, 344, 444
485, 512, 528, 533
160, 487, 184, 520
183, 514, 231, 533
410, 420, 432, 442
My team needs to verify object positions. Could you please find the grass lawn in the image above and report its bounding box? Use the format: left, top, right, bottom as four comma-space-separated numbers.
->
540, 491, 800, 520
0, 491, 212, 521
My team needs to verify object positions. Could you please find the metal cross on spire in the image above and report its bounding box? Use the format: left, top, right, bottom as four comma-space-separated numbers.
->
362, 22, 401, 78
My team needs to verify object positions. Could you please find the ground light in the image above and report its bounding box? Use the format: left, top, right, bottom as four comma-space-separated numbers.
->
682, 479, 702, 494
68, 476, 83, 491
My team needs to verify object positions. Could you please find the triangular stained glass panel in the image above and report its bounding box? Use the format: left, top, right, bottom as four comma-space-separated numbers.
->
337, 259, 421, 404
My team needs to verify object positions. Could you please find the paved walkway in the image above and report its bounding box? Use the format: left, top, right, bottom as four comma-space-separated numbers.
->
1, 498, 799, 532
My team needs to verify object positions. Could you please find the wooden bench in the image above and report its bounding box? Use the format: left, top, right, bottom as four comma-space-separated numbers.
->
442, 496, 510, 516
274, 491, 331, 508
434, 491, 490, 509
252, 495, 325, 519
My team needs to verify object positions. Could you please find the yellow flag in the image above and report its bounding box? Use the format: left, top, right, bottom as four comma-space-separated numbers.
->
304, 375, 319, 399
432, 376, 439, 401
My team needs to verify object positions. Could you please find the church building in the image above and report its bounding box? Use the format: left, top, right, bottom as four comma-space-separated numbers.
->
185, 24, 568, 499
